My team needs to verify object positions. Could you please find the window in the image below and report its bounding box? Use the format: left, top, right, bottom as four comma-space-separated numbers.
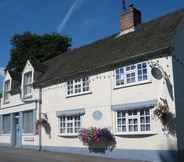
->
67, 77, 90, 96
137, 62, 148, 81
115, 62, 149, 87
116, 109, 151, 134
3, 115, 11, 134
23, 111, 34, 134
23, 72, 33, 98
115, 67, 124, 86
4, 80, 11, 103
59, 115, 81, 135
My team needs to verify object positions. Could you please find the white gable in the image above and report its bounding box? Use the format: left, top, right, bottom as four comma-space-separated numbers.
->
22, 60, 34, 74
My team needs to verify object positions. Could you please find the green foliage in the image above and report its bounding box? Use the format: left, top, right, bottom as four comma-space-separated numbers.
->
6, 32, 71, 73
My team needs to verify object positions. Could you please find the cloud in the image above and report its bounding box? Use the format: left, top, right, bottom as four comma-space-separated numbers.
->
0, 67, 5, 77
57, 0, 84, 33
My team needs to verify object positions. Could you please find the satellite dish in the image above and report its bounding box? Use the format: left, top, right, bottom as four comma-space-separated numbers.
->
151, 66, 163, 80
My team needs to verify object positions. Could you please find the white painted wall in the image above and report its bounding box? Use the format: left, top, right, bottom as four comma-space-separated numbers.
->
41, 56, 177, 151
0, 61, 40, 147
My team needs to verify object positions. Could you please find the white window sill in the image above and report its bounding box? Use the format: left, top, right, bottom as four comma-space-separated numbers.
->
115, 131, 156, 136
66, 91, 92, 98
0, 133, 11, 136
22, 133, 34, 136
114, 80, 152, 90
58, 133, 79, 137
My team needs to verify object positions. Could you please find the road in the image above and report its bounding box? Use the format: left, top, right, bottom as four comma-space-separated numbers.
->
0, 147, 147, 162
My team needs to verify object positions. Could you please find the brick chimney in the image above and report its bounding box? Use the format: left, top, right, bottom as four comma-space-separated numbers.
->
120, 4, 142, 34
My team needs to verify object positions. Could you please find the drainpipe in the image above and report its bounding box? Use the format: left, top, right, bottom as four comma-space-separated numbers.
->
38, 87, 42, 151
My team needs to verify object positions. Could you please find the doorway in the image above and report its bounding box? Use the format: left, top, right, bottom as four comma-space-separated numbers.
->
14, 113, 21, 148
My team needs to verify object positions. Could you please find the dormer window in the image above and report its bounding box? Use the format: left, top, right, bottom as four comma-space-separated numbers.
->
23, 71, 33, 98
4, 80, 11, 104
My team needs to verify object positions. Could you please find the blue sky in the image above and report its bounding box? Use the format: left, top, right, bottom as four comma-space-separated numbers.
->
0, 0, 184, 88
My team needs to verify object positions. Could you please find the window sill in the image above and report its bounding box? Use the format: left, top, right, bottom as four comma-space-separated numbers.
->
22, 133, 34, 136
66, 91, 92, 98
0, 133, 11, 136
114, 80, 152, 90
115, 131, 156, 136
58, 134, 79, 137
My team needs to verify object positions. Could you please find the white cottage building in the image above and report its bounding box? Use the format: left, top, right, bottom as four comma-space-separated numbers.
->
1, 6, 184, 162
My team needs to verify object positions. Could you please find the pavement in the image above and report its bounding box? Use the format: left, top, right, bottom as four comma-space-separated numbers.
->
0, 147, 148, 162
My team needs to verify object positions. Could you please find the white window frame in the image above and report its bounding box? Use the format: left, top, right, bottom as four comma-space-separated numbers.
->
58, 115, 81, 136
23, 71, 33, 98
66, 77, 91, 97
114, 61, 151, 89
116, 109, 153, 135
3, 80, 11, 104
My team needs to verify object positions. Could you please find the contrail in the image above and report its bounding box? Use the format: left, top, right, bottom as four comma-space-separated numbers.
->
0, 67, 5, 77
57, 0, 83, 33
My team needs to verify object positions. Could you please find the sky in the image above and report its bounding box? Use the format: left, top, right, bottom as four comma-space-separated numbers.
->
0, 0, 184, 88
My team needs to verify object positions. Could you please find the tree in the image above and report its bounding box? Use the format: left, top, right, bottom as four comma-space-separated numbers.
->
6, 32, 71, 73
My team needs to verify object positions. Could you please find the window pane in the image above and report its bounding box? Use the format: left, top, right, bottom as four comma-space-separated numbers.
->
4, 80, 10, 102
67, 77, 90, 95
140, 109, 151, 132
82, 77, 89, 92
60, 115, 81, 134
117, 109, 151, 133
3, 115, 11, 134
67, 81, 73, 95
24, 72, 32, 85
115, 68, 124, 86
23, 111, 33, 133
137, 63, 148, 81
117, 112, 126, 133
23, 72, 32, 97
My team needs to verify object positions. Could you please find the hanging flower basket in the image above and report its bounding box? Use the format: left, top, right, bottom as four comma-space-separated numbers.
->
79, 127, 116, 154
36, 118, 51, 136
154, 98, 176, 136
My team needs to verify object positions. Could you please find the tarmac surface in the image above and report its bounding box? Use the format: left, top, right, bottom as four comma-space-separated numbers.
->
0, 147, 148, 162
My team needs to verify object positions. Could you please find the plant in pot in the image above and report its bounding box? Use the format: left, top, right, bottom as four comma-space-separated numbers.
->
79, 127, 116, 154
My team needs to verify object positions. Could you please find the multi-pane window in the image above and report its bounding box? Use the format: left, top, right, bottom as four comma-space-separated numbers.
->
115, 62, 148, 87
140, 109, 151, 131
67, 77, 90, 96
59, 116, 81, 135
4, 80, 11, 103
115, 67, 124, 86
23, 111, 34, 134
3, 114, 11, 134
126, 65, 136, 84
23, 72, 33, 97
138, 62, 148, 81
117, 109, 151, 134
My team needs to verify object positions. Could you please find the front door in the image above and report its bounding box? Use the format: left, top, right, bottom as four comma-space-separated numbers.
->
15, 114, 21, 148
